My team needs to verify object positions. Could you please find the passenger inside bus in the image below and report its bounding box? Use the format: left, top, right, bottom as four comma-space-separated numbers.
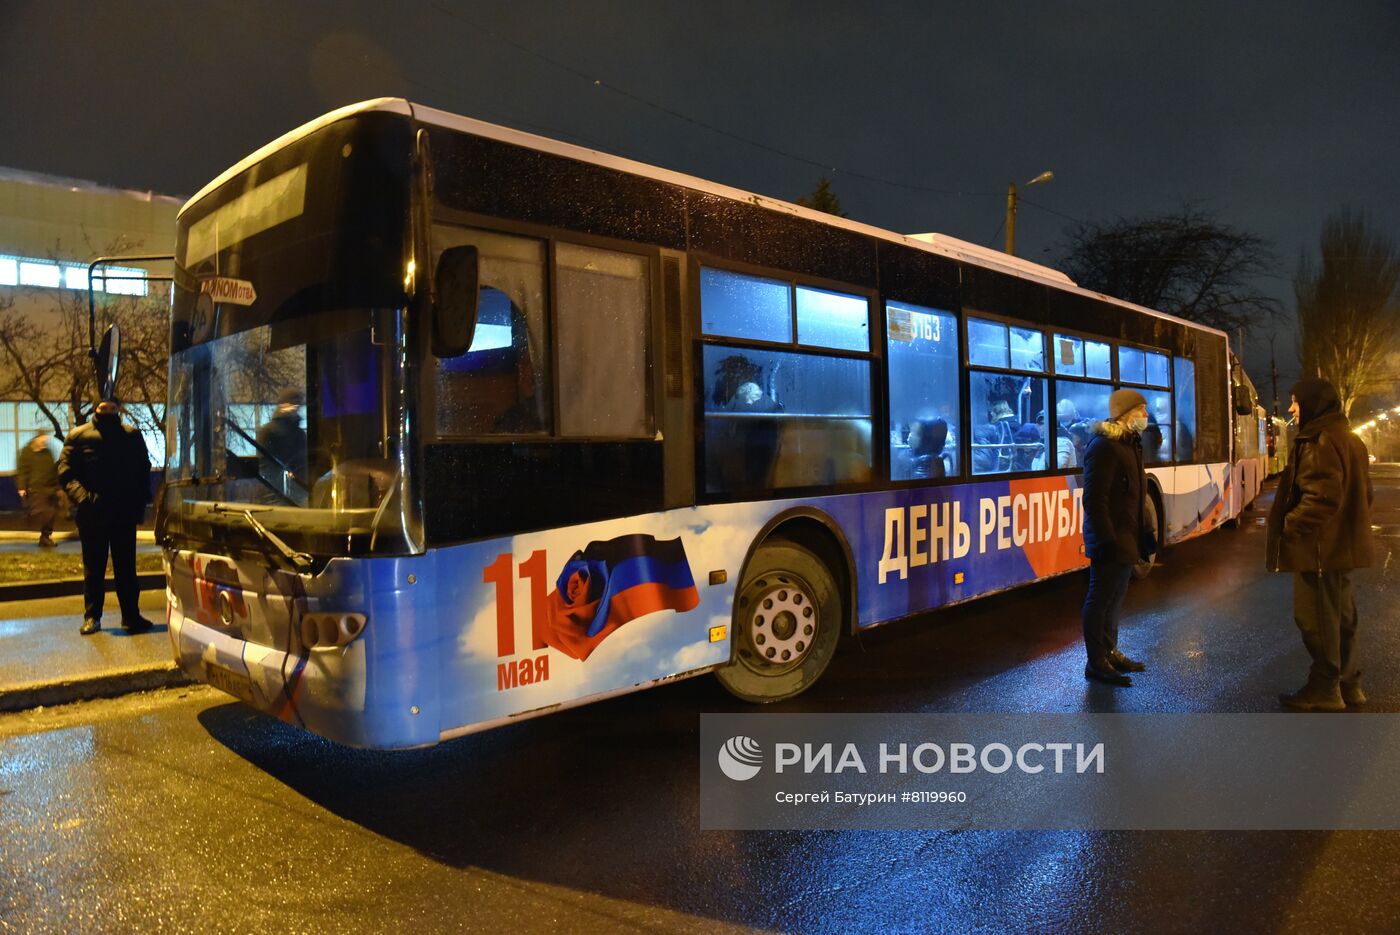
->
1013, 421, 1042, 471
973, 399, 1020, 474
708, 354, 783, 491
704, 347, 873, 492
908, 418, 949, 479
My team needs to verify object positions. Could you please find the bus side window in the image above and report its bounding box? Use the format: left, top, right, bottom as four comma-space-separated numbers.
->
969, 372, 1047, 475
1054, 380, 1111, 470
701, 346, 871, 493
1139, 388, 1173, 464
556, 244, 650, 437
886, 302, 960, 481
432, 228, 551, 436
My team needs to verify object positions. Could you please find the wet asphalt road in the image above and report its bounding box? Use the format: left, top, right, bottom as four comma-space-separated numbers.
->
3, 469, 1400, 934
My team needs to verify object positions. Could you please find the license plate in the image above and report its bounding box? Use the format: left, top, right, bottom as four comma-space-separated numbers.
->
206, 662, 255, 704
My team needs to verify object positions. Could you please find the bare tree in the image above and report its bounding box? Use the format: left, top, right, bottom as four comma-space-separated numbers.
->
1296, 207, 1400, 417
0, 238, 169, 440
1055, 206, 1282, 336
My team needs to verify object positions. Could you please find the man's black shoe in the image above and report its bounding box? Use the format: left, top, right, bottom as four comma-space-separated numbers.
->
37, 535, 56, 548
1109, 649, 1147, 673
1085, 661, 1132, 687
121, 616, 155, 634
79, 618, 101, 636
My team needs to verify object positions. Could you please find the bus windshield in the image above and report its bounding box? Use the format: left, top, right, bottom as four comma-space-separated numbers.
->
162, 307, 418, 559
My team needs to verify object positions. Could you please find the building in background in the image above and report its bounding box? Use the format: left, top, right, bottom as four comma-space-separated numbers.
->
0, 167, 180, 504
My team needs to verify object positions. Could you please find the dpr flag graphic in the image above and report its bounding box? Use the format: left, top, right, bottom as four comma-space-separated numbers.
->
544, 534, 701, 660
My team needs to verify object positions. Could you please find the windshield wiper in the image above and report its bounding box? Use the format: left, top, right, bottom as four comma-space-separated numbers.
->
210, 503, 314, 573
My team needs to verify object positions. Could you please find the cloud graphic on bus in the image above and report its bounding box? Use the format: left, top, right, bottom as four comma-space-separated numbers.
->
543, 534, 701, 661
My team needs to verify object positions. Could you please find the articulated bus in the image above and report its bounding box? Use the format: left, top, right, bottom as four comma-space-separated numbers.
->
160, 99, 1261, 748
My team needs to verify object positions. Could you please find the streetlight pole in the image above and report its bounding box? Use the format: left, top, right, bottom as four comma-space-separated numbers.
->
1005, 171, 1054, 256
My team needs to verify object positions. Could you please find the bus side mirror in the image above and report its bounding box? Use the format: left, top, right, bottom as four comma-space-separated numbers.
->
95, 323, 121, 401
1233, 392, 1253, 416
433, 246, 479, 358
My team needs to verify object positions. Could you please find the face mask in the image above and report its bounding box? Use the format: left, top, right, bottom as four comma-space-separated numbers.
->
1127, 414, 1149, 434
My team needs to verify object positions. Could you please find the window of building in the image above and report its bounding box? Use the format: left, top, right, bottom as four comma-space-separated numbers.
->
1053, 334, 1084, 376
556, 243, 650, 437
1086, 340, 1112, 380
1174, 357, 1197, 461
19, 260, 60, 288
887, 302, 959, 480
0, 402, 165, 474
0, 254, 148, 296
432, 228, 551, 436
703, 345, 871, 492
0, 404, 66, 473
796, 284, 869, 352
700, 268, 791, 343
95, 266, 149, 296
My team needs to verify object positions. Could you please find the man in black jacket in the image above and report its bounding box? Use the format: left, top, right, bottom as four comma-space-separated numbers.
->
1080, 388, 1154, 687
1267, 377, 1375, 711
58, 398, 153, 636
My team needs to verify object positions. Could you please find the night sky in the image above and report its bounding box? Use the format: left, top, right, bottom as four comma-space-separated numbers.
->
3, 0, 1398, 393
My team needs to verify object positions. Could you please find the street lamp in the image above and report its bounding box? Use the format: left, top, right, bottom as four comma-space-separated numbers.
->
1005, 171, 1054, 256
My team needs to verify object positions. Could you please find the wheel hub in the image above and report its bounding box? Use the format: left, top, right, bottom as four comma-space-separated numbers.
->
742, 574, 817, 671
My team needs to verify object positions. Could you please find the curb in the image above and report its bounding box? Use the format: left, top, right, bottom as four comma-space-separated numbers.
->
0, 572, 165, 602
0, 664, 195, 713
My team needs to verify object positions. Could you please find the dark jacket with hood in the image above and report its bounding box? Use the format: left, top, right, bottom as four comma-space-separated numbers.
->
1082, 419, 1152, 564
1266, 378, 1374, 572
58, 411, 151, 525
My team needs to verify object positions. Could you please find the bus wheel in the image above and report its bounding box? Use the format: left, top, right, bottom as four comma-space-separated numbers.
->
716, 538, 842, 703
1132, 494, 1162, 579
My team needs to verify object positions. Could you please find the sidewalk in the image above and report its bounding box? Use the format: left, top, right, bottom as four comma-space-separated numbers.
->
0, 576, 186, 715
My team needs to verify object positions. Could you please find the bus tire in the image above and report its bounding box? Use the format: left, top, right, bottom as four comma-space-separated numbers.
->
1132, 492, 1163, 580
716, 538, 841, 703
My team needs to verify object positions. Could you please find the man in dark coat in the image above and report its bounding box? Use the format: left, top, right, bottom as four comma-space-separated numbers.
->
1266, 377, 1375, 711
1080, 388, 1155, 686
16, 431, 60, 547
58, 399, 153, 636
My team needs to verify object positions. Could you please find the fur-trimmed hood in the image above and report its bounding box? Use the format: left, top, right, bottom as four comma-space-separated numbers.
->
1093, 419, 1134, 440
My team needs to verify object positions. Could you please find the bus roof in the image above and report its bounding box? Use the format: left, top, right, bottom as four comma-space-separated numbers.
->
182, 97, 1228, 341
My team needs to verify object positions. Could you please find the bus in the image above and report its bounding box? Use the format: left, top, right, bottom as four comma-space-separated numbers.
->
1266, 414, 1290, 477
1229, 356, 1269, 518
159, 99, 1260, 748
